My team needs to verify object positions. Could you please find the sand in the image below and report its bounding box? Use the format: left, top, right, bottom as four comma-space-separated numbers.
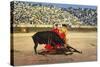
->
11, 31, 97, 66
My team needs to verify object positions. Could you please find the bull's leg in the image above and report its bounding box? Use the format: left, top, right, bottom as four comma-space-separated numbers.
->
51, 42, 57, 50
34, 42, 38, 54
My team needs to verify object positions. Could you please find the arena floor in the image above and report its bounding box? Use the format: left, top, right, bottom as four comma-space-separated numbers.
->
11, 31, 97, 66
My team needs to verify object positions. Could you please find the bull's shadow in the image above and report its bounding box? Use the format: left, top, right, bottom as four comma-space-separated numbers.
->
37, 45, 82, 55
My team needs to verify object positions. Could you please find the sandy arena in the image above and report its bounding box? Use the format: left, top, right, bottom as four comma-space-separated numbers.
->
11, 31, 97, 66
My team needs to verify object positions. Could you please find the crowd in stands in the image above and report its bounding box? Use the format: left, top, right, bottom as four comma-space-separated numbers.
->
11, 1, 97, 26
65, 7, 97, 26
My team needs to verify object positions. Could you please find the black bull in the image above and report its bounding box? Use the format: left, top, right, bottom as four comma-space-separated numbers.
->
32, 31, 65, 54
32, 31, 82, 54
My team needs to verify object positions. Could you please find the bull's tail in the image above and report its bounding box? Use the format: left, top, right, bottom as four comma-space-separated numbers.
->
32, 35, 38, 54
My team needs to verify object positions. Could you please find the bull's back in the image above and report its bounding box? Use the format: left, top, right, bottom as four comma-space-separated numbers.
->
32, 31, 64, 44
32, 31, 52, 40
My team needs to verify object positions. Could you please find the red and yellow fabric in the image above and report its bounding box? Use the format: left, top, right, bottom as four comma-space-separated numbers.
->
44, 27, 68, 51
